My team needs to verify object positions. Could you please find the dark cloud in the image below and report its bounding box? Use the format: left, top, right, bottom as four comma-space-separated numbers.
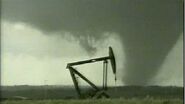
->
1, 0, 183, 85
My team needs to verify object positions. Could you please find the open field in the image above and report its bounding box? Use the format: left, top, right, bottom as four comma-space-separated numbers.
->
1, 86, 183, 99
1, 85, 183, 104
1, 98, 183, 104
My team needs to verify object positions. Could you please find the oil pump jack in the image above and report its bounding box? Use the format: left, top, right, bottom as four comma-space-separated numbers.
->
66, 47, 116, 99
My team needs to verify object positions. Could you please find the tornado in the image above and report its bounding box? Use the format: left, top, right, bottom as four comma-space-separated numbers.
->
1, 0, 183, 85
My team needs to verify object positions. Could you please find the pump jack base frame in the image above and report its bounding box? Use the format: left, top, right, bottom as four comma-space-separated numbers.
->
68, 66, 109, 99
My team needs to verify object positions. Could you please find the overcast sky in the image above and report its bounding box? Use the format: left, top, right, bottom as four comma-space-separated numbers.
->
1, 20, 183, 86
1, 0, 183, 86
1, 21, 125, 86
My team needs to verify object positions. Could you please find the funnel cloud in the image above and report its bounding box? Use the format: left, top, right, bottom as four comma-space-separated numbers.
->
1, 0, 183, 85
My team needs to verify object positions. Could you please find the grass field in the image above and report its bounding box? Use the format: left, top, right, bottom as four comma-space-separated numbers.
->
1, 86, 183, 104
1, 98, 183, 104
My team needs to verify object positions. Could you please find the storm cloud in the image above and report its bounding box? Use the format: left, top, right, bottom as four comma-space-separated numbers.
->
1, 0, 183, 85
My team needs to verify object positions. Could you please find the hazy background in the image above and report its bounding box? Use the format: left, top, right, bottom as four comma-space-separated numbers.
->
1, 0, 183, 86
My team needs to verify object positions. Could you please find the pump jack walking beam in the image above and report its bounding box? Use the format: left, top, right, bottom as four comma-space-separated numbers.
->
67, 56, 110, 68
